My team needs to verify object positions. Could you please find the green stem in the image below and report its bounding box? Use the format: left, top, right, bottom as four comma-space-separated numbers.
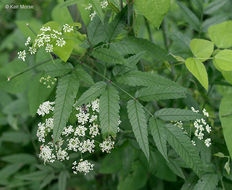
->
8, 59, 51, 81
80, 62, 154, 117
26, 23, 37, 36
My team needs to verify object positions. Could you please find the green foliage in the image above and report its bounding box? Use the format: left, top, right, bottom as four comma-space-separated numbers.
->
155, 108, 202, 121
134, 0, 170, 28
99, 85, 120, 137
208, 20, 232, 48
193, 174, 219, 190
53, 74, 80, 142
214, 49, 232, 71
164, 124, 205, 176
89, 0, 104, 23
185, 58, 208, 90
127, 100, 149, 160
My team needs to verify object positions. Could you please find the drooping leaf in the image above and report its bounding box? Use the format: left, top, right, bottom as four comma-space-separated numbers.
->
1, 154, 36, 164
155, 108, 202, 121
193, 174, 219, 190
149, 118, 168, 161
214, 50, 232, 71
164, 124, 205, 176
204, 0, 227, 15
99, 85, 120, 137
134, 0, 170, 28
219, 96, 232, 159
74, 65, 94, 86
53, 74, 80, 142
190, 39, 214, 62
208, 20, 232, 48
127, 99, 149, 160
75, 81, 106, 106
136, 85, 186, 102
177, 2, 201, 31
167, 159, 185, 179
185, 58, 208, 90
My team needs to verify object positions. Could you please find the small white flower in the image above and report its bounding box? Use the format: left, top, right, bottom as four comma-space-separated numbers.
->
51, 33, 57, 39
191, 140, 196, 146
85, 3, 92, 10
99, 137, 115, 153
45, 43, 53, 52
42, 34, 51, 43
39, 143, 56, 163
91, 99, 99, 112
72, 159, 94, 175
62, 125, 74, 136
25, 36, 31, 46
74, 125, 87, 137
29, 46, 37, 54
67, 137, 80, 152
78, 139, 95, 153
76, 112, 89, 125
40, 26, 51, 32
37, 122, 46, 142
18, 50, 26, 61
45, 118, 54, 132
191, 107, 199, 113
90, 11, 96, 21
203, 108, 209, 117
205, 138, 211, 147
101, 0, 108, 9
89, 124, 100, 138
63, 24, 74, 33
56, 38, 66, 47
53, 30, 62, 35
57, 148, 69, 161
206, 124, 212, 133
37, 101, 55, 116
89, 115, 98, 123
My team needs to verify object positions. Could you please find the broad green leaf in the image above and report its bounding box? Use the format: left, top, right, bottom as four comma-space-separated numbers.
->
38, 61, 73, 77
149, 118, 168, 161
91, 47, 126, 65
99, 85, 120, 137
16, 170, 50, 181
75, 81, 106, 106
208, 21, 232, 48
149, 150, 177, 181
219, 96, 232, 159
52, 3, 73, 24
0, 164, 23, 179
58, 171, 68, 190
117, 71, 183, 88
214, 50, 232, 71
127, 100, 149, 160
89, 0, 104, 23
53, 74, 80, 142
1, 131, 30, 144
193, 174, 219, 190
110, 37, 173, 62
40, 174, 56, 189
204, 0, 227, 15
155, 108, 202, 121
87, 16, 106, 45
134, 0, 170, 28
28, 74, 55, 116
190, 39, 214, 62
177, 2, 201, 31
100, 148, 123, 174
136, 85, 186, 102
1, 154, 36, 164
74, 65, 94, 86
167, 159, 185, 179
165, 124, 205, 176
202, 14, 229, 32
185, 58, 208, 90
118, 161, 147, 190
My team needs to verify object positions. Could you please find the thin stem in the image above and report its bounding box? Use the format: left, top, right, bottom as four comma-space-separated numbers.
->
26, 23, 37, 36
120, 0, 123, 10
80, 62, 154, 117
8, 59, 51, 81
144, 17, 153, 42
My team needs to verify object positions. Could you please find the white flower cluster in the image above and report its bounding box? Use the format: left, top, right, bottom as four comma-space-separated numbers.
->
17, 24, 74, 62
39, 75, 57, 88
85, 1, 108, 21
36, 98, 121, 175
191, 107, 212, 147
